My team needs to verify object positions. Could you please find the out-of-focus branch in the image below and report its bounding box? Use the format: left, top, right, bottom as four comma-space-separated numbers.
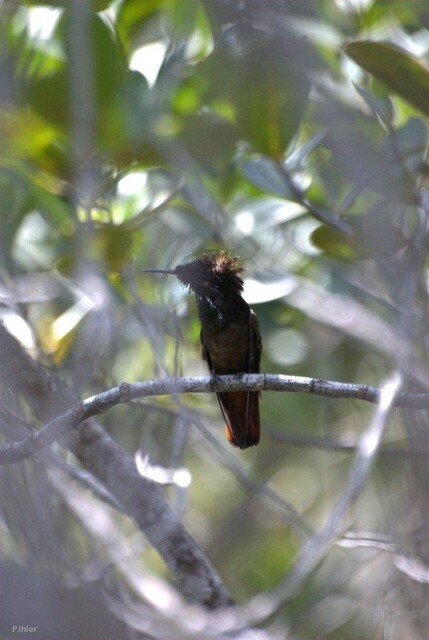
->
50, 467, 275, 640
285, 276, 429, 388
0, 322, 232, 609
238, 373, 402, 627
1, 372, 429, 465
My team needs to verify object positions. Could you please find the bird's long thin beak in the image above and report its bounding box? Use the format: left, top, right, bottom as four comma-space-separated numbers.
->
141, 268, 177, 275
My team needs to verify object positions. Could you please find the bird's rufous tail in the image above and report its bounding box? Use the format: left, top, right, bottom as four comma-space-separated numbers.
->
217, 391, 260, 449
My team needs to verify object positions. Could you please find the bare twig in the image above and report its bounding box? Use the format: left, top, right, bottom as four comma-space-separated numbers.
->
1, 373, 428, 465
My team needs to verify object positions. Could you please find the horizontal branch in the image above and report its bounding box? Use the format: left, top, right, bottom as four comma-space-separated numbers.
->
1, 373, 429, 465
84, 373, 429, 409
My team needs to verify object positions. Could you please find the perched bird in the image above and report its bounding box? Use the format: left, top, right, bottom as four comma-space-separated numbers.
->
144, 251, 262, 449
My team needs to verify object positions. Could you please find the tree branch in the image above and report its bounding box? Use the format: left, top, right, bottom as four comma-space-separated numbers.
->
2, 373, 429, 465
0, 315, 425, 614
0, 323, 232, 609
240, 373, 403, 626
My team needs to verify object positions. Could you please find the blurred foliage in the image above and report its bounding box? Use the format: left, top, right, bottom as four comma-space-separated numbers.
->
345, 40, 429, 118
2, 0, 429, 638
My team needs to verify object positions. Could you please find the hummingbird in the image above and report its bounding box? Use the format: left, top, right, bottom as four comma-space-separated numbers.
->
143, 251, 262, 449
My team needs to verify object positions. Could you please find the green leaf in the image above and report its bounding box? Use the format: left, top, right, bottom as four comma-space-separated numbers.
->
234, 42, 310, 158
29, 69, 69, 131
99, 69, 152, 156
91, 224, 136, 272
29, 13, 127, 134
61, 12, 125, 102
286, 131, 327, 171
26, 0, 113, 10
382, 117, 428, 174
312, 206, 407, 260
353, 83, 394, 127
178, 112, 237, 169
27, 14, 156, 165
239, 157, 293, 198
178, 41, 310, 159
311, 224, 358, 259
0, 170, 31, 258
117, 0, 169, 47
344, 40, 429, 119
324, 130, 413, 202
0, 109, 59, 165
28, 182, 75, 235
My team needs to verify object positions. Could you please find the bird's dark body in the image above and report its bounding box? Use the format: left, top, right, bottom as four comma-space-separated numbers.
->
196, 287, 261, 449
145, 252, 262, 449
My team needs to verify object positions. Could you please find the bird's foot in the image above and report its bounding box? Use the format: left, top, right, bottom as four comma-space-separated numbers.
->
210, 372, 222, 392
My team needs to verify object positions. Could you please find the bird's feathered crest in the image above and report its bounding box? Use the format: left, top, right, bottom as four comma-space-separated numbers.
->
175, 251, 245, 295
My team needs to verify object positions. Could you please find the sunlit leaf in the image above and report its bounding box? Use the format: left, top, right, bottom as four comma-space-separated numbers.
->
344, 40, 429, 119
117, 0, 169, 46
29, 11, 127, 135
0, 109, 59, 163
27, 14, 155, 165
